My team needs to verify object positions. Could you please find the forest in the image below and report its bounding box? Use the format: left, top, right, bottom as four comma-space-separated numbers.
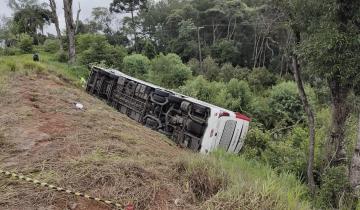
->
0, 0, 360, 209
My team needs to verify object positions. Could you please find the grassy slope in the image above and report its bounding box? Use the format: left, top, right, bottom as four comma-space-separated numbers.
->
0, 53, 312, 209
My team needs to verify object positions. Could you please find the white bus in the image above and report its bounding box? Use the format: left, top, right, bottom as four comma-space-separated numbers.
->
86, 66, 250, 154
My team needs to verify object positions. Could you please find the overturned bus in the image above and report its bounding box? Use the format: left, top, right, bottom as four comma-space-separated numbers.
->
86, 66, 250, 154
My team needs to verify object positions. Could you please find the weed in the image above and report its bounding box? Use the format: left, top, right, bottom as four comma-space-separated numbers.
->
23, 61, 45, 73
5, 61, 17, 72
179, 151, 312, 209
177, 156, 228, 201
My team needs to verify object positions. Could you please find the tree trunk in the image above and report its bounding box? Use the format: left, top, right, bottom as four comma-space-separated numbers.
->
326, 78, 350, 166
75, 2, 81, 34
49, 0, 63, 51
292, 54, 316, 193
63, 0, 76, 63
350, 113, 360, 195
130, 4, 137, 52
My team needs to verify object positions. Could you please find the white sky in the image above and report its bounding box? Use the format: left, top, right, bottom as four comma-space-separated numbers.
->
0, 0, 115, 34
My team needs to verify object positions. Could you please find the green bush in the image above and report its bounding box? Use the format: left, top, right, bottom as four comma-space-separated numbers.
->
317, 166, 351, 209
181, 151, 312, 209
249, 96, 273, 129
18, 33, 33, 53
241, 127, 271, 159
43, 39, 60, 53
77, 34, 107, 53
202, 56, 220, 81
218, 62, 235, 82
1, 47, 22, 56
268, 81, 304, 128
149, 53, 192, 88
268, 81, 317, 128
123, 54, 150, 79
179, 76, 252, 112
79, 45, 126, 69
210, 39, 241, 65
187, 58, 200, 76
78, 34, 127, 68
262, 126, 308, 176
178, 76, 225, 104
225, 79, 252, 111
55, 50, 68, 63
247, 67, 277, 90
141, 39, 156, 59
5, 60, 18, 72
23, 61, 45, 73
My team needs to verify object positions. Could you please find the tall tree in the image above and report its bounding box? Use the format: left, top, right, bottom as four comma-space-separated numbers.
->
275, 0, 317, 194
11, 3, 52, 37
48, 0, 63, 50
88, 7, 113, 33
296, 0, 360, 206
291, 50, 316, 193
110, 0, 147, 51
350, 113, 360, 202
63, 0, 76, 63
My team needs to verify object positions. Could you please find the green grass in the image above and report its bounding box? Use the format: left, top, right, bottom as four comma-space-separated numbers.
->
179, 150, 312, 210
0, 52, 89, 87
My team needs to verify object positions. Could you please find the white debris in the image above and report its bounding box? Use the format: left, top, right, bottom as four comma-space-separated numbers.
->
75, 103, 84, 110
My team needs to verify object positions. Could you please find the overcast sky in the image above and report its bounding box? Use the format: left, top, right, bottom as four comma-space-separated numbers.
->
0, 0, 115, 34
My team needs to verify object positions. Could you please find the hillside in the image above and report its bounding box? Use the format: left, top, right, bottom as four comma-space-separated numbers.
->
0, 55, 312, 209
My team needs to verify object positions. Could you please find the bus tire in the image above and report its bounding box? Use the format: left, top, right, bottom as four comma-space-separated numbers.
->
152, 94, 166, 103
155, 89, 169, 97
168, 95, 182, 104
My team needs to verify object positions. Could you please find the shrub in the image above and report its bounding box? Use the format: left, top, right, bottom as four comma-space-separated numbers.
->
210, 39, 241, 65
224, 79, 252, 112
179, 77, 252, 112
187, 58, 200, 76
55, 50, 68, 63
1, 47, 22, 56
123, 54, 150, 79
268, 81, 304, 128
176, 155, 229, 201
5, 60, 18, 72
23, 61, 45, 73
182, 151, 312, 209
18, 33, 33, 53
219, 62, 235, 82
262, 126, 308, 176
202, 56, 220, 81
247, 67, 277, 90
43, 39, 60, 53
77, 34, 107, 53
249, 96, 273, 129
77, 34, 127, 68
79, 45, 126, 69
316, 166, 351, 209
149, 53, 192, 88
178, 76, 225, 103
141, 39, 156, 59
241, 127, 271, 159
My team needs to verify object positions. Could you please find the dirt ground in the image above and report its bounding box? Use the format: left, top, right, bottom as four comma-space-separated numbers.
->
0, 72, 196, 210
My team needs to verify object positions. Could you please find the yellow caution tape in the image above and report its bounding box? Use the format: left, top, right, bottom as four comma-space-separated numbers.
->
0, 169, 128, 209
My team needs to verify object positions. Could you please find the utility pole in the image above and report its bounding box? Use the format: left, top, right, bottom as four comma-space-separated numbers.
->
197, 26, 204, 71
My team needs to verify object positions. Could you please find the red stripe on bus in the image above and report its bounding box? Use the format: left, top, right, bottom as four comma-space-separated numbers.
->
235, 113, 251, 122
